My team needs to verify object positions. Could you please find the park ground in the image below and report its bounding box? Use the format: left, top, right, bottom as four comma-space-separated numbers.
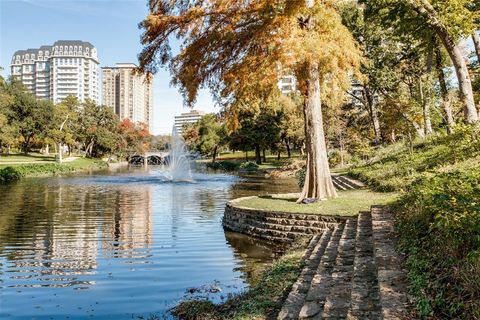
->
0, 153, 108, 182
174, 125, 480, 320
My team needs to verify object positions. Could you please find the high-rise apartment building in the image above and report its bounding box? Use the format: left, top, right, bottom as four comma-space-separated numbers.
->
10, 40, 100, 104
101, 63, 153, 131
278, 75, 297, 94
173, 110, 206, 134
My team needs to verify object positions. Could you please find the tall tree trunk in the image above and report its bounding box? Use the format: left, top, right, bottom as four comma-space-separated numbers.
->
285, 139, 291, 158
408, 0, 478, 123
419, 76, 433, 135
277, 150, 281, 161
57, 143, 63, 164
254, 144, 261, 164
435, 45, 455, 133
22, 135, 32, 154
262, 148, 266, 162
298, 61, 337, 202
472, 32, 480, 63
364, 87, 382, 144
212, 145, 218, 162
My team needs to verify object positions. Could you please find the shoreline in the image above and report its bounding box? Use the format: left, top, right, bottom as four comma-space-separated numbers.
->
0, 158, 125, 183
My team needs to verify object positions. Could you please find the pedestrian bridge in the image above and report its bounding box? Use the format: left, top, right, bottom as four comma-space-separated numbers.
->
129, 152, 168, 166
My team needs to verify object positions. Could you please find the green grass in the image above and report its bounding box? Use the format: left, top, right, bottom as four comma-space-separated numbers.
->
0, 153, 55, 163
172, 238, 309, 320
0, 157, 108, 183
348, 125, 480, 192
348, 125, 480, 319
235, 189, 398, 216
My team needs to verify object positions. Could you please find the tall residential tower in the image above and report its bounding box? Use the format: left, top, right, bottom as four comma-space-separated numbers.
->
101, 63, 153, 131
10, 40, 100, 103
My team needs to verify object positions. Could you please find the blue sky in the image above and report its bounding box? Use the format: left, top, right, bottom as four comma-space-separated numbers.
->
0, 0, 217, 135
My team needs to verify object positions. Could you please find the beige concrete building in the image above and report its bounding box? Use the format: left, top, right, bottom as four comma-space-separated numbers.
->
173, 110, 206, 134
10, 40, 100, 103
101, 63, 153, 131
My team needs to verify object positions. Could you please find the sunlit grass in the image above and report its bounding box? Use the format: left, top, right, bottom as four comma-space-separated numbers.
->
235, 189, 399, 216
0, 153, 55, 163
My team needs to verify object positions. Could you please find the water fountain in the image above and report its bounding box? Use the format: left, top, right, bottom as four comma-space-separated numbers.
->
163, 132, 193, 182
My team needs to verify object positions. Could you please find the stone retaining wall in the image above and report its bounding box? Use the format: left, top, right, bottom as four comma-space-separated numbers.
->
223, 196, 351, 243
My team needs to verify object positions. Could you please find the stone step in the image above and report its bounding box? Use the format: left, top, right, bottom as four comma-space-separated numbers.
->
276, 207, 409, 320
278, 230, 333, 320
299, 223, 346, 319
332, 177, 350, 191
321, 218, 357, 319
337, 175, 366, 189
348, 211, 382, 319
332, 175, 358, 191
371, 205, 408, 319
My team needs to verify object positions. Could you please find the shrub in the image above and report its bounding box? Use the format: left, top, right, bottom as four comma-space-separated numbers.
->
395, 169, 480, 318
239, 161, 259, 171
206, 160, 240, 171
0, 167, 22, 183
295, 168, 305, 188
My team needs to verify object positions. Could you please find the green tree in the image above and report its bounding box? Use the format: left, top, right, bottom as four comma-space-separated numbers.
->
2, 80, 54, 153
369, 0, 479, 123
49, 96, 79, 163
195, 114, 228, 162
78, 100, 120, 157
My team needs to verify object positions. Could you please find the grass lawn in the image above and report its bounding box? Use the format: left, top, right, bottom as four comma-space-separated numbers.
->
0, 153, 55, 163
235, 189, 399, 216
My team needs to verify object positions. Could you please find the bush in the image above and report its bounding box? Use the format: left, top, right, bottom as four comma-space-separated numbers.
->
0, 167, 22, 183
295, 168, 305, 188
206, 160, 240, 171
239, 161, 259, 171
394, 169, 480, 318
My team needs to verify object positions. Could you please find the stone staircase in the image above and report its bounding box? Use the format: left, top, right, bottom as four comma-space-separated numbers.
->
277, 206, 408, 320
331, 175, 366, 191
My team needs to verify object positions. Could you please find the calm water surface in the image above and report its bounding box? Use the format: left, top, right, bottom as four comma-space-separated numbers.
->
0, 167, 299, 319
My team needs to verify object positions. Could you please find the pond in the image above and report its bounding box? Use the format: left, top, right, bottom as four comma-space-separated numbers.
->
0, 167, 299, 319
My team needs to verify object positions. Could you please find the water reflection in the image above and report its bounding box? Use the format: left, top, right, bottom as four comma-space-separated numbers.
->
0, 169, 298, 319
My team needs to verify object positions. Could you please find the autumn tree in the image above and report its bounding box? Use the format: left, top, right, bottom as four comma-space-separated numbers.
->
139, 0, 361, 201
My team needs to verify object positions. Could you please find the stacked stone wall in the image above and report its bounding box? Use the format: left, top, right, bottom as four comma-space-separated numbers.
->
223, 197, 349, 243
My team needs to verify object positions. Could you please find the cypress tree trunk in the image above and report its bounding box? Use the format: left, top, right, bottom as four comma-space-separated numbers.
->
408, 0, 478, 123
298, 61, 337, 202
262, 148, 266, 162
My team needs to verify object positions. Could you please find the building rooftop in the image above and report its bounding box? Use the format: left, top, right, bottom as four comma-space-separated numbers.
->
175, 110, 206, 118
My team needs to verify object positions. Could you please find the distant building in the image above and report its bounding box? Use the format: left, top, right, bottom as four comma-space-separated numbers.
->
101, 63, 153, 131
173, 110, 206, 134
278, 75, 297, 94
10, 40, 100, 103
